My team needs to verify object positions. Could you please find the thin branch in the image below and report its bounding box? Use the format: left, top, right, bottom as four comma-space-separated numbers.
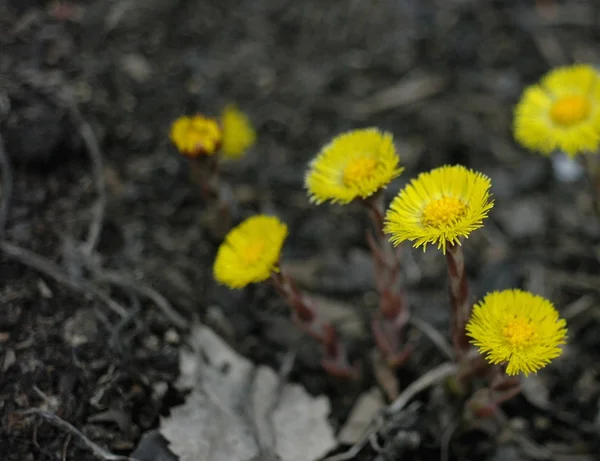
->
388, 361, 458, 414
16, 69, 106, 255
409, 316, 455, 360
22, 409, 139, 461
92, 270, 188, 329
70, 107, 106, 255
0, 133, 13, 239
0, 241, 128, 318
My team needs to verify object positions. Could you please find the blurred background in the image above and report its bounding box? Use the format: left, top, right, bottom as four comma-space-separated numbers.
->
2, 1, 600, 460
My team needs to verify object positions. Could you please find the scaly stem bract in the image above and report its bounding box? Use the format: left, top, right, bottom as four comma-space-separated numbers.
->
270, 271, 356, 378
363, 192, 412, 367
445, 242, 472, 356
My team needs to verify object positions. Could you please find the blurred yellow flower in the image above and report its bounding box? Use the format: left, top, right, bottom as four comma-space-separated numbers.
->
466, 289, 567, 376
213, 215, 288, 289
514, 64, 600, 157
170, 115, 222, 157
220, 105, 256, 159
384, 165, 493, 254
305, 128, 403, 205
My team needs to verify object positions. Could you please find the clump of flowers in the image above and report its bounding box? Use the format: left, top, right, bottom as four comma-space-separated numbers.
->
385, 165, 494, 355
305, 128, 411, 368
202, 113, 569, 425
213, 214, 355, 378
466, 289, 567, 376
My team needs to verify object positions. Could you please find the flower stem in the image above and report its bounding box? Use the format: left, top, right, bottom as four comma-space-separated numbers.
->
468, 365, 521, 418
190, 156, 232, 236
270, 271, 356, 378
363, 193, 412, 367
582, 152, 600, 222
445, 243, 472, 356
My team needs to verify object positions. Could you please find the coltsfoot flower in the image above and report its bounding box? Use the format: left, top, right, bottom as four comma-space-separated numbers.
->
466, 289, 567, 376
220, 104, 256, 159
514, 64, 600, 157
213, 215, 288, 289
170, 115, 222, 157
305, 128, 403, 205
384, 165, 493, 253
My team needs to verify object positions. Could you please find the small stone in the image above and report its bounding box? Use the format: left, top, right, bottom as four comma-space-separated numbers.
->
552, 153, 585, 183
119, 53, 153, 83
63, 309, 99, 346
165, 329, 180, 344
489, 443, 524, 461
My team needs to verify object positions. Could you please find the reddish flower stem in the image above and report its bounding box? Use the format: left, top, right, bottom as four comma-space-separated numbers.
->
189, 155, 232, 234
468, 365, 521, 418
445, 243, 471, 355
363, 193, 412, 367
582, 152, 600, 223
270, 271, 356, 378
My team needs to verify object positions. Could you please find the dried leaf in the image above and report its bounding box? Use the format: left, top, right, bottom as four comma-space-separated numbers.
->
160, 324, 336, 461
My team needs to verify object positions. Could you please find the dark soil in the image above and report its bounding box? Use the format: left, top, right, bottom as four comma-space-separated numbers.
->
1, 1, 600, 460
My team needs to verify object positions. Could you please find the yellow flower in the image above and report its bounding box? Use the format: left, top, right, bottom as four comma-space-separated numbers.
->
305, 128, 403, 205
213, 215, 288, 289
170, 115, 222, 157
466, 289, 567, 376
220, 105, 256, 159
514, 64, 600, 157
384, 165, 493, 254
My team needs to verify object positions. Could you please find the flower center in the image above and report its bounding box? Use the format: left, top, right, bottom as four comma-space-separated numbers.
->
549, 94, 591, 126
187, 118, 221, 153
421, 196, 468, 228
502, 318, 537, 348
240, 240, 266, 265
342, 157, 378, 186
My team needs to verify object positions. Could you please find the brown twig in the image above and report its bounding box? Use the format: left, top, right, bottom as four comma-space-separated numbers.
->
92, 269, 188, 330
69, 107, 107, 256
409, 316, 454, 360
388, 361, 458, 413
22, 409, 139, 461
0, 241, 128, 318
0, 133, 13, 239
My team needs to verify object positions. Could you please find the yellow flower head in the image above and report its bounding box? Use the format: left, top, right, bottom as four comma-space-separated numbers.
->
213, 215, 288, 289
384, 165, 493, 254
304, 128, 404, 205
170, 115, 222, 157
219, 104, 257, 159
466, 289, 567, 376
514, 64, 600, 157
